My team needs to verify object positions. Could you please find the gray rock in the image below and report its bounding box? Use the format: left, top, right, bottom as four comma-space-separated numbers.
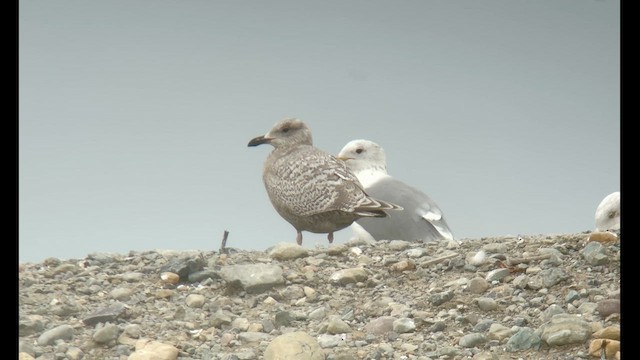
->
219, 264, 285, 294
429, 290, 454, 306
506, 327, 541, 351
482, 243, 507, 254
237, 332, 271, 343
82, 302, 127, 326
18, 340, 35, 356
109, 287, 134, 301
124, 324, 142, 338
231, 317, 251, 332
597, 299, 620, 317
19, 316, 45, 336
185, 294, 206, 308
542, 304, 565, 321
468, 277, 489, 294
538, 314, 591, 346
487, 323, 512, 341
188, 269, 220, 283
473, 319, 494, 333
50, 263, 79, 276
281, 284, 305, 300
486, 268, 510, 282
389, 240, 411, 250
158, 256, 206, 281
37, 324, 74, 346
512, 275, 529, 289
405, 248, 427, 258
330, 268, 368, 285
119, 272, 146, 282
269, 242, 310, 260
262, 319, 275, 333
308, 307, 327, 320
327, 315, 351, 334
459, 333, 488, 348
210, 310, 233, 328
565, 290, 580, 303
92, 323, 120, 344
392, 318, 415, 333
275, 311, 294, 328
582, 242, 610, 265
476, 297, 498, 311
128, 340, 179, 360
65, 346, 83, 360
317, 334, 346, 348
540, 268, 569, 287
364, 316, 396, 335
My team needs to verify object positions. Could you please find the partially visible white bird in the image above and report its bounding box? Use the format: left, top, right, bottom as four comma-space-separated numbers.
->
594, 191, 620, 232
337, 139, 454, 242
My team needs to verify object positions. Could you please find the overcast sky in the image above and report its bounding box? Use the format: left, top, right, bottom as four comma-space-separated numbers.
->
19, 0, 620, 263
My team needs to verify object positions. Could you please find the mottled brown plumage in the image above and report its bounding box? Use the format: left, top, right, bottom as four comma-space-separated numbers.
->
248, 118, 402, 245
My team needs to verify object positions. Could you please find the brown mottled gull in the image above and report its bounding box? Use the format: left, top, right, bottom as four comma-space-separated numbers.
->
337, 139, 454, 242
248, 118, 402, 245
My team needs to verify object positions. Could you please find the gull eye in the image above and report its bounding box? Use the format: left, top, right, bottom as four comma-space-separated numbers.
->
282, 127, 289, 133
355, 148, 363, 154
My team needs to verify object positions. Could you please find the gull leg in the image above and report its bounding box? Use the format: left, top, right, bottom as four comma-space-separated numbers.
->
296, 231, 303, 245
328, 232, 334, 243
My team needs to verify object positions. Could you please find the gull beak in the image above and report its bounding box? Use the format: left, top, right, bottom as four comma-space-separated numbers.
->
248, 135, 273, 147
336, 156, 353, 162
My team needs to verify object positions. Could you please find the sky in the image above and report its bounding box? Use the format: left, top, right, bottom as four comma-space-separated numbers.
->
19, 0, 620, 263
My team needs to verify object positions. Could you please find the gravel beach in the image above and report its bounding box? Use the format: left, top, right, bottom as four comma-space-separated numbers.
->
19, 231, 621, 360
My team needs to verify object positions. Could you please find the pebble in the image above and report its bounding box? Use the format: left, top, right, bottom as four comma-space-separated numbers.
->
326, 315, 352, 334
269, 242, 310, 260
218, 264, 284, 294
597, 299, 620, 318
18, 353, 34, 360
505, 327, 541, 351
185, 293, 206, 308
588, 231, 618, 244
429, 290, 454, 306
330, 268, 368, 285
237, 332, 271, 343
364, 316, 396, 335
264, 332, 323, 360
582, 241, 610, 265
389, 240, 411, 250
538, 314, 592, 346
82, 303, 127, 326
109, 287, 135, 301
476, 297, 498, 311
593, 325, 620, 340
487, 323, 512, 341
158, 256, 205, 280
128, 339, 179, 360
18, 232, 618, 360
468, 277, 489, 294
37, 324, 74, 346
92, 323, 120, 344
160, 272, 180, 285
588, 338, 620, 358
392, 318, 415, 333
459, 333, 488, 347
485, 268, 511, 282
317, 334, 346, 348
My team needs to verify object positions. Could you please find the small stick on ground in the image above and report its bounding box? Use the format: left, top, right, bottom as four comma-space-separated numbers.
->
220, 230, 229, 254
421, 252, 459, 267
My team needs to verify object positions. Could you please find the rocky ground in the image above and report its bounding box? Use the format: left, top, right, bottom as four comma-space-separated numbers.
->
19, 231, 621, 360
